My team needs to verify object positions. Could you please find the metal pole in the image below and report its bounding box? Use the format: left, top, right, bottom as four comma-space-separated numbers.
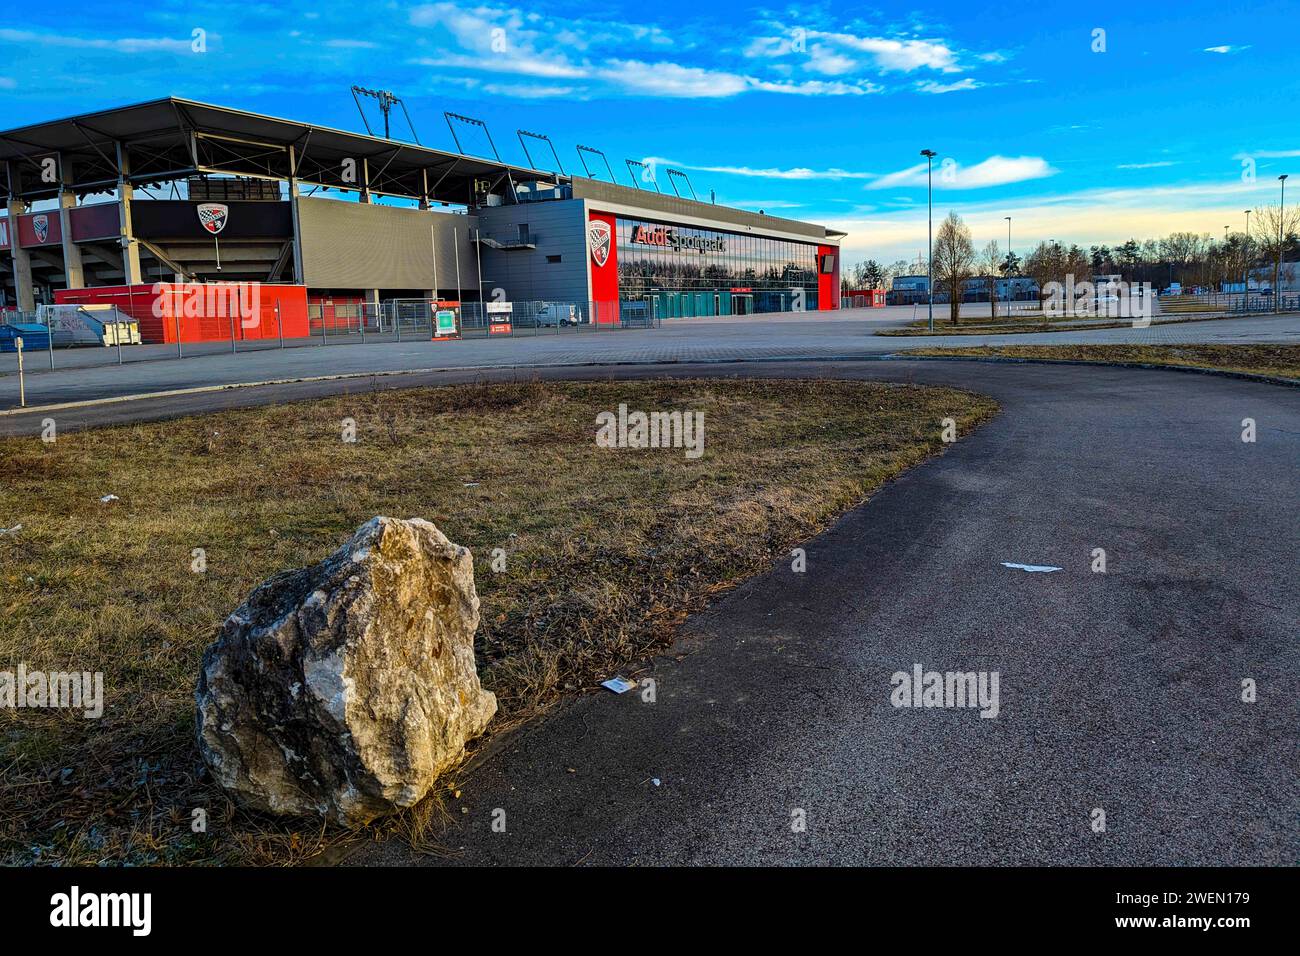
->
921, 149, 936, 332
15, 337, 25, 407
1005, 216, 1012, 317
46, 306, 54, 370
1244, 209, 1251, 310
176, 290, 183, 358
321, 300, 328, 344
1276, 175, 1288, 314
120, 285, 130, 364
229, 295, 237, 354
359, 300, 365, 343
474, 228, 486, 328
276, 301, 284, 348
431, 222, 439, 300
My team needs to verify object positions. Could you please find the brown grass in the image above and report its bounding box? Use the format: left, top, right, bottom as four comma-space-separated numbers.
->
0, 377, 997, 865
905, 344, 1300, 381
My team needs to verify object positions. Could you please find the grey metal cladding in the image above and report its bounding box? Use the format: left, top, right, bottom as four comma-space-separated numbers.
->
568, 178, 829, 240
296, 196, 478, 289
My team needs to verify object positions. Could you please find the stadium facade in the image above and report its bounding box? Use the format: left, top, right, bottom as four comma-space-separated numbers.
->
0, 98, 843, 328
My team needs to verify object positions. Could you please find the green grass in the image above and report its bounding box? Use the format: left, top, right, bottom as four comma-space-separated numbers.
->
0, 377, 997, 865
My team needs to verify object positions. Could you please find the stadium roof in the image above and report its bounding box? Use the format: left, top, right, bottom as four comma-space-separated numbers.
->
0, 97, 566, 204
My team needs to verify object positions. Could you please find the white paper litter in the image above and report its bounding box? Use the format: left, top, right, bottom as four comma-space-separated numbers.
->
0, 524, 21, 535
99, 494, 120, 504
1001, 562, 1062, 573
601, 677, 636, 694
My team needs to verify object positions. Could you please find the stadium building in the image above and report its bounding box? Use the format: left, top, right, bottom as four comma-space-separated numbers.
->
0, 98, 843, 337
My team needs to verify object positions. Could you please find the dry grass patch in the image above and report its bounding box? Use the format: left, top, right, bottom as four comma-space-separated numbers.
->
0, 377, 997, 865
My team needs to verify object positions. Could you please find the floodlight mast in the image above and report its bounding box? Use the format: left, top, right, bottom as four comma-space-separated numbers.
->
350, 86, 419, 142
626, 159, 660, 192
576, 145, 616, 183
666, 168, 697, 201
517, 129, 565, 175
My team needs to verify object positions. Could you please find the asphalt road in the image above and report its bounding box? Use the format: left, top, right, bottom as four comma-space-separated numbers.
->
2, 352, 1294, 866
2, 309, 1298, 413
320, 359, 1291, 867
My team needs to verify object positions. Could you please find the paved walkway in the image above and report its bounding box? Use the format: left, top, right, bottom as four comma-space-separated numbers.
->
3, 310, 1299, 412
336, 360, 1296, 866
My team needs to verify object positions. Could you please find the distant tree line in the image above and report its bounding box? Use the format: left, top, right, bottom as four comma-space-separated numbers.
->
843, 202, 1300, 306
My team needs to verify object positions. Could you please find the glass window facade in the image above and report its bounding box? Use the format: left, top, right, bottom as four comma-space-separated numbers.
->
614, 216, 820, 316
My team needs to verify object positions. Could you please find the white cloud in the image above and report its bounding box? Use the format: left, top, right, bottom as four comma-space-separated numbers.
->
0, 28, 195, 53
597, 59, 749, 97
645, 157, 877, 181
868, 155, 1058, 190
916, 77, 982, 94
324, 39, 378, 49
1117, 161, 1178, 169
1204, 44, 1250, 54
815, 32, 962, 72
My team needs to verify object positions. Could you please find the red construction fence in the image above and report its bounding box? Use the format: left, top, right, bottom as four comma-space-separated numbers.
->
55, 283, 310, 344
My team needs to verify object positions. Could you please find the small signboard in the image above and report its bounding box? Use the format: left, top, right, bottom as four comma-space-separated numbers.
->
432, 308, 459, 341
486, 301, 512, 335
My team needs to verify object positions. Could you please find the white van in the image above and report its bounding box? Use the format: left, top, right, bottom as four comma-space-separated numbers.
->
534, 303, 579, 326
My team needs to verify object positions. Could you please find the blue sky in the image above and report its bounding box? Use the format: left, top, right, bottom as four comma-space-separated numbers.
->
2, 1, 1296, 264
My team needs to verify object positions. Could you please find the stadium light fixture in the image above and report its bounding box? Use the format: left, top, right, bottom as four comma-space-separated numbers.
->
625, 159, 659, 193
350, 87, 419, 143
576, 145, 616, 183
517, 130, 565, 176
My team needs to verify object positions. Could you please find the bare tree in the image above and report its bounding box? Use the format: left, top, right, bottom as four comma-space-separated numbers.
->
932, 212, 975, 324
1251, 203, 1300, 310
980, 240, 1001, 319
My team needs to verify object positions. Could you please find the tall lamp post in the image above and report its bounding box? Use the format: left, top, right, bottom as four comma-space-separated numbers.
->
1004, 216, 1012, 316
1276, 174, 1289, 314
1244, 209, 1252, 309
921, 149, 937, 331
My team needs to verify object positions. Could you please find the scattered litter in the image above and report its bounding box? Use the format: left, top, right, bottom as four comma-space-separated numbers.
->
651, 778, 661, 787
99, 494, 119, 504
463, 482, 480, 487
1001, 562, 1062, 573
460, 806, 468, 814
0, 524, 21, 535
601, 677, 636, 694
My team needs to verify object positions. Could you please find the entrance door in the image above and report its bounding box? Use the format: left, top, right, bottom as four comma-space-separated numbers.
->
732, 294, 754, 316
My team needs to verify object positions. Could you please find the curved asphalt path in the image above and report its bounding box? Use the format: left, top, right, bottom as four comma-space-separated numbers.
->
331, 359, 1290, 867
1, 355, 1295, 865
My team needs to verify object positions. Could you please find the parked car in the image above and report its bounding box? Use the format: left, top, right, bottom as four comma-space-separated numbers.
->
534, 303, 579, 326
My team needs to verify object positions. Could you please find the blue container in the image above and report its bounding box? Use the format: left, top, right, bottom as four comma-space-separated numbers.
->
0, 323, 52, 352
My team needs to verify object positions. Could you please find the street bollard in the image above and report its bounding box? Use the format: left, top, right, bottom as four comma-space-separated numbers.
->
276, 301, 284, 348
15, 337, 25, 408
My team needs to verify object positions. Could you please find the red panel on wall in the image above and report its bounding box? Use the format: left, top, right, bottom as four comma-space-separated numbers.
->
19, 211, 62, 247
817, 244, 838, 311
70, 203, 121, 242
588, 210, 620, 325
55, 284, 310, 344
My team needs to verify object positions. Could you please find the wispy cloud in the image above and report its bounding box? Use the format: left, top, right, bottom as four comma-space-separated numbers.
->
1204, 44, 1251, 54
916, 77, 982, 94
868, 155, 1058, 190
645, 158, 877, 181
1117, 161, 1178, 169
0, 28, 196, 53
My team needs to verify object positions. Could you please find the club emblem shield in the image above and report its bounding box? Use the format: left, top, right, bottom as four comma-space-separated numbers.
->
32, 215, 49, 243
197, 203, 230, 236
588, 219, 611, 267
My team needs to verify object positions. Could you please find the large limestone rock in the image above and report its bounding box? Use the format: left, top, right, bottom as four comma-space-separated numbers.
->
195, 517, 496, 825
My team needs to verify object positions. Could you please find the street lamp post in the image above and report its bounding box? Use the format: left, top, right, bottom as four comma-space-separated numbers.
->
1004, 216, 1011, 317
1277, 175, 1289, 313
1244, 209, 1252, 309
921, 149, 937, 331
